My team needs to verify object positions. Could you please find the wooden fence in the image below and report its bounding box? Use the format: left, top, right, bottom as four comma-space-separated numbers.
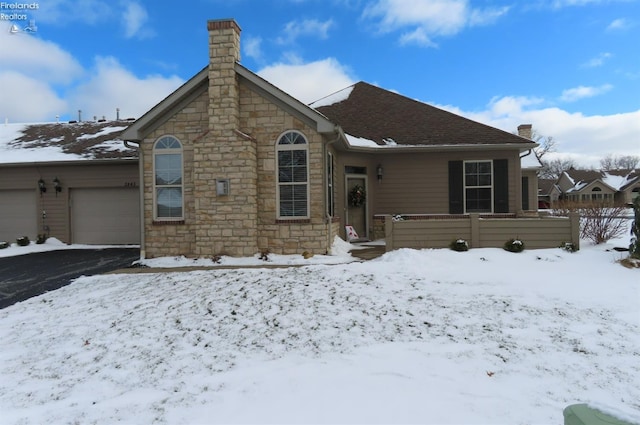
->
384, 213, 580, 251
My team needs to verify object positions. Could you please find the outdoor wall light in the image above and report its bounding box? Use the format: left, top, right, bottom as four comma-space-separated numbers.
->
38, 178, 46, 194
53, 177, 62, 194
377, 164, 384, 182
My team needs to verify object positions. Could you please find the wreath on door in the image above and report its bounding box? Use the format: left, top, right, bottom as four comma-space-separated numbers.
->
349, 184, 366, 207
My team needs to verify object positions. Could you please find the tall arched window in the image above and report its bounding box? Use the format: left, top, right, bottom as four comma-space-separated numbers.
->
153, 135, 183, 220
277, 131, 309, 218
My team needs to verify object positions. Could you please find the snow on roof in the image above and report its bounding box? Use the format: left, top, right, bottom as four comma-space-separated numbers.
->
563, 169, 639, 192
602, 171, 634, 190
521, 153, 542, 169
345, 133, 379, 148
0, 121, 135, 164
309, 85, 354, 108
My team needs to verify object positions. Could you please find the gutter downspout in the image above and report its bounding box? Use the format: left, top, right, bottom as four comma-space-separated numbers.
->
519, 149, 533, 159
323, 126, 343, 254
124, 140, 145, 260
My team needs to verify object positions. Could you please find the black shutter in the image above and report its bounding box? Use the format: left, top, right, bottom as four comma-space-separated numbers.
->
493, 159, 509, 213
448, 161, 464, 214
521, 176, 529, 210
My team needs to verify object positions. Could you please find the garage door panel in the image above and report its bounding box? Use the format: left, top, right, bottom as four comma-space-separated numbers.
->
0, 190, 37, 242
71, 188, 140, 245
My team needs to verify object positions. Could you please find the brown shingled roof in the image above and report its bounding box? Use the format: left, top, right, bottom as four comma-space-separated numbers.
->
10, 121, 137, 160
565, 168, 639, 190
314, 82, 534, 147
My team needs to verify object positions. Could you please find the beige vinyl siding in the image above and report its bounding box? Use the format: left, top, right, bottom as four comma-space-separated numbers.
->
477, 217, 575, 249
0, 161, 138, 244
387, 219, 472, 249
337, 149, 521, 216
522, 169, 539, 211
386, 214, 579, 250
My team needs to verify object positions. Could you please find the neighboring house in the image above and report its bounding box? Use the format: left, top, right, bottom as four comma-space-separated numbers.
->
537, 178, 561, 209
0, 121, 140, 244
555, 168, 640, 206
121, 18, 545, 259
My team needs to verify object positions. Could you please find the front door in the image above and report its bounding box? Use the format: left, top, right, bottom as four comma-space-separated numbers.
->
346, 175, 368, 240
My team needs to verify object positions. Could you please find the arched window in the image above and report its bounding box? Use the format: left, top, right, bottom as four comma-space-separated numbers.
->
276, 131, 309, 218
153, 136, 183, 220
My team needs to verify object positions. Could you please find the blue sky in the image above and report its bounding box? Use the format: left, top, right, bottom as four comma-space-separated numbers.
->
1, 0, 639, 166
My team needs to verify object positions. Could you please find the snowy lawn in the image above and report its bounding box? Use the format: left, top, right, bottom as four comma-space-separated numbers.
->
0, 237, 638, 424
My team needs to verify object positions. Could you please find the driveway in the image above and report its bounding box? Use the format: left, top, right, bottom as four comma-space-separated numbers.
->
0, 248, 140, 309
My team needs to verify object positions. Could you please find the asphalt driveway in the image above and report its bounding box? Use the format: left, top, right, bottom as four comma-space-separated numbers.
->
0, 248, 140, 309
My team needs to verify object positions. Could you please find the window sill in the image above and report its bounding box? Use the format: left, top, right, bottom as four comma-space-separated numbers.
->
153, 220, 185, 225
276, 218, 310, 224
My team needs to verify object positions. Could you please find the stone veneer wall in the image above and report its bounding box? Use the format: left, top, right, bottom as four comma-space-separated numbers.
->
144, 18, 333, 257
142, 89, 208, 258
190, 19, 259, 257
240, 84, 331, 255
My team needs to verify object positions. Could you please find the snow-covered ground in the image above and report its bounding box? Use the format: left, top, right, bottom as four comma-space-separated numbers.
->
0, 234, 638, 424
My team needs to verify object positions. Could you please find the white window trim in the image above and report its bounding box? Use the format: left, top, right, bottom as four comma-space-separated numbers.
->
153, 135, 184, 221
276, 130, 310, 220
463, 160, 494, 214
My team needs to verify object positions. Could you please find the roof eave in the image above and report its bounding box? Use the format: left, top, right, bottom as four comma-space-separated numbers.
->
0, 157, 138, 168
342, 142, 538, 154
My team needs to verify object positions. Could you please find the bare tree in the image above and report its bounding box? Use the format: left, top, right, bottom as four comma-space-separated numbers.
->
600, 154, 640, 170
552, 200, 629, 245
539, 158, 576, 179
531, 130, 556, 162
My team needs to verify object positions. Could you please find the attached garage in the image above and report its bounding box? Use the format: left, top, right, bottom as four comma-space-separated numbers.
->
71, 187, 140, 245
0, 121, 140, 247
0, 189, 38, 242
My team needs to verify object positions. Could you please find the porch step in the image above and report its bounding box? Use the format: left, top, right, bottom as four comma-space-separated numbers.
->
350, 246, 386, 260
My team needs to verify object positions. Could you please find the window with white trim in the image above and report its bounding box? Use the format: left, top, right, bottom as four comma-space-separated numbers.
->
464, 160, 493, 213
153, 135, 183, 219
277, 131, 309, 218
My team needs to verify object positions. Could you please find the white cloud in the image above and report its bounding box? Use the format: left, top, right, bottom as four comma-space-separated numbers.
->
399, 28, 438, 47
257, 58, 356, 104
0, 24, 84, 84
277, 19, 335, 44
121, 2, 154, 39
68, 56, 183, 121
243, 36, 264, 62
36, 0, 113, 25
436, 95, 640, 167
0, 27, 183, 123
362, 0, 509, 46
468, 6, 511, 26
606, 18, 631, 31
560, 84, 613, 102
0, 71, 67, 122
581, 52, 612, 68
550, 0, 626, 7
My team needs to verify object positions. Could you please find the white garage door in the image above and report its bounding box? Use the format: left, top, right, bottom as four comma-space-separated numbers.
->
71, 188, 140, 245
0, 190, 37, 242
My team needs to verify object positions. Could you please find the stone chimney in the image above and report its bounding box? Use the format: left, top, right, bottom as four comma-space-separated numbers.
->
207, 19, 241, 131
517, 124, 533, 140
192, 19, 258, 257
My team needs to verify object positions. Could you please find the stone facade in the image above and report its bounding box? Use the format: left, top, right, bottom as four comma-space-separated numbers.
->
142, 19, 335, 258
